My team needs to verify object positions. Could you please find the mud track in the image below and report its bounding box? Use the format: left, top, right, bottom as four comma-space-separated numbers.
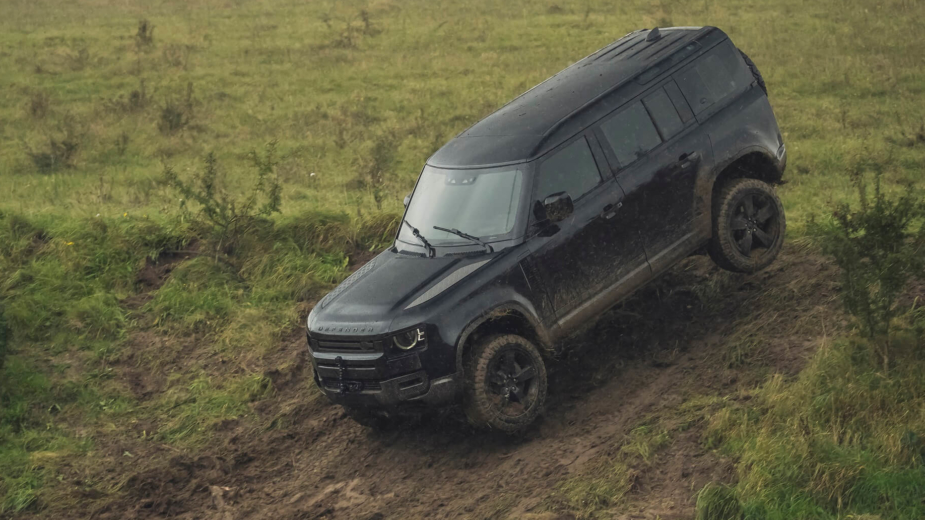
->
89, 248, 840, 520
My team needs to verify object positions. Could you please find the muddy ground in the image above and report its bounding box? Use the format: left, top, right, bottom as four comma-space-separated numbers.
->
50, 247, 842, 520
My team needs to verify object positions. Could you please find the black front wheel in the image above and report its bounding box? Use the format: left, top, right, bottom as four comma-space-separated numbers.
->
463, 334, 547, 432
709, 178, 786, 273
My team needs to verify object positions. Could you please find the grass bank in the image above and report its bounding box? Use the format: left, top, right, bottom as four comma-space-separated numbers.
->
0, 209, 397, 513
698, 322, 925, 519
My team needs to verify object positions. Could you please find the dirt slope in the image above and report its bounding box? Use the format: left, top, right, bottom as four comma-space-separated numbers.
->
75, 248, 840, 520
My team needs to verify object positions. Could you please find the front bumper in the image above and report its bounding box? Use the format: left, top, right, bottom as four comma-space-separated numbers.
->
313, 368, 460, 408
307, 332, 459, 408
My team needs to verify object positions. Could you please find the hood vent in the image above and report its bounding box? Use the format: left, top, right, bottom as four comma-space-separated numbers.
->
405, 259, 491, 309
320, 254, 382, 308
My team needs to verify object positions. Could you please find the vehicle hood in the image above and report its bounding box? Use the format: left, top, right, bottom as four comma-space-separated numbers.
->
307, 249, 492, 335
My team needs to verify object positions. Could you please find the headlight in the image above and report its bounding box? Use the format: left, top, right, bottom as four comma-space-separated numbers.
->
392, 327, 425, 351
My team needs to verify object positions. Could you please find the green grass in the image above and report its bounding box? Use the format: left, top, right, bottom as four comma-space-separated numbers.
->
0, 0, 924, 515
699, 328, 925, 520
696, 483, 744, 520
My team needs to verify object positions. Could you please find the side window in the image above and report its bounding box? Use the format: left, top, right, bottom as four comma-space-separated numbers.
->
675, 42, 750, 115
598, 101, 662, 167
536, 137, 602, 202
642, 87, 684, 141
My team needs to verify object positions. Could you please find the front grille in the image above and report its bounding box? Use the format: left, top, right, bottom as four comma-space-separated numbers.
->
312, 338, 384, 353
321, 379, 381, 392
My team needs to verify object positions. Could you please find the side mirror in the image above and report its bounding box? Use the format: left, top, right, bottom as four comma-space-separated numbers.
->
403, 192, 412, 207
543, 192, 573, 223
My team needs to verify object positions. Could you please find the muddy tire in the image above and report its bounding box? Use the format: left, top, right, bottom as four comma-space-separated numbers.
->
463, 334, 547, 433
709, 178, 785, 273
739, 49, 767, 95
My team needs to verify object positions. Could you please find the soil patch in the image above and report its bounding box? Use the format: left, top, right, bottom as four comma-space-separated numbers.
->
135, 241, 200, 291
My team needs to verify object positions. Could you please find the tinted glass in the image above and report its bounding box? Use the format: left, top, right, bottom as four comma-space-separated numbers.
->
399, 165, 524, 244
536, 137, 602, 202
675, 43, 748, 115
643, 88, 684, 140
599, 101, 662, 167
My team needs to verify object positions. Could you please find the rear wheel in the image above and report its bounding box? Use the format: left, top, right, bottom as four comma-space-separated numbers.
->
709, 178, 785, 273
463, 334, 547, 433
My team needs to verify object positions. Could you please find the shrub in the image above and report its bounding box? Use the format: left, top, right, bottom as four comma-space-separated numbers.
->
809, 163, 925, 370
163, 142, 282, 259
352, 132, 398, 211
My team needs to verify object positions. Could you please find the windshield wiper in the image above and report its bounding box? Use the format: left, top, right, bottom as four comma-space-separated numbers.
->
433, 226, 494, 253
402, 220, 435, 258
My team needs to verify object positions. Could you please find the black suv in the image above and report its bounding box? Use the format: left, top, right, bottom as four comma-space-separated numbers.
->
307, 26, 787, 431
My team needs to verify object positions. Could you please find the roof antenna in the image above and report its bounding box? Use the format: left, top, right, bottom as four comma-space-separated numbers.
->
646, 27, 662, 42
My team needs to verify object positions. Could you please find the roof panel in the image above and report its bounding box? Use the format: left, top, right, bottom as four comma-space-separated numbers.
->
429, 26, 718, 168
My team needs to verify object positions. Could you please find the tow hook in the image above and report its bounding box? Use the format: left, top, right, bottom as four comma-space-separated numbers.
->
336, 356, 347, 394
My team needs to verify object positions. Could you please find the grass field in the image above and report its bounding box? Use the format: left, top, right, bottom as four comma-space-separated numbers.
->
1, 0, 924, 517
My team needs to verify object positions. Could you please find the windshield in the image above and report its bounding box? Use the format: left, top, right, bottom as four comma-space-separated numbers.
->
398, 164, 526, 247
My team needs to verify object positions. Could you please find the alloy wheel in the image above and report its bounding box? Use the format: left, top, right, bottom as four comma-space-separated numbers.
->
729, 192, 779, 257
487, 347, 539, 417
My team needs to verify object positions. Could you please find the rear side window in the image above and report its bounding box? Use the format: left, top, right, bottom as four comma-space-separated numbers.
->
642, 88, 684, 141
675, 42, 749, 115
599, 101, 662, 167
536, 137, 602, 202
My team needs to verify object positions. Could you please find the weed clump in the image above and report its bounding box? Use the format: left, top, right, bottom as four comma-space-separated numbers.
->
162, 43, 192, 69
325, 9, 381, 49
135, 19, 155, 51
889, 115, 925, 148
158, 82, 194, 134
809, 158, 925, 369
25, 136, 79, 173
65, 46, 90, 71
26, 91, 50, 119
23, 115, 82, 172
106, 79, 147, 113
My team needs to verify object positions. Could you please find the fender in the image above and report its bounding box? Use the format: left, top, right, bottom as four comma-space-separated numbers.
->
711, 144, 782, 185
693, 144, 782, 239
452, 297, 552, 379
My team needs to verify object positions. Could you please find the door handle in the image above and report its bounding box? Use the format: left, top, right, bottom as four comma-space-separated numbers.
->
601, 201, 622, 220
678, 151, 701, 170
